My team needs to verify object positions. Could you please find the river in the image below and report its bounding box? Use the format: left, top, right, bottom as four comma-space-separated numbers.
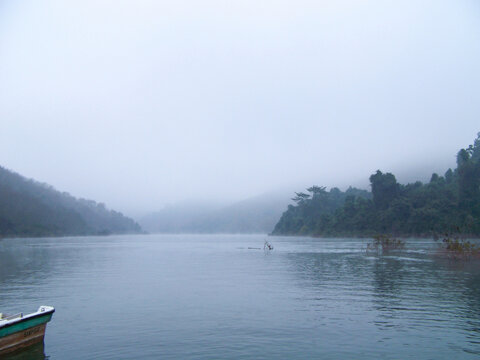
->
0, 234, 479, 359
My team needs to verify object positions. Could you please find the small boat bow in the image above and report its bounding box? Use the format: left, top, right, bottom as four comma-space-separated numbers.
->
0, 306, 55, 354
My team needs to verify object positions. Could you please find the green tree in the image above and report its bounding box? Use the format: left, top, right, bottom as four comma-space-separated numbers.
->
370, 170, 399, 210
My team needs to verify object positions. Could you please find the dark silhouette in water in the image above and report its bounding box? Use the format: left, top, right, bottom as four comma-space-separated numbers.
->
2, 342, 46, 360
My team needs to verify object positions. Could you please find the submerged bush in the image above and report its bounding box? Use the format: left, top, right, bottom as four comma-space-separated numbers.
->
367, 234, 405, 253
441, 234, 480, 260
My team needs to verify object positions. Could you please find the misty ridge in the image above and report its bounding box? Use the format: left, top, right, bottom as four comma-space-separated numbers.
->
0, 164, 290, 237
139, 192, 290, 234
140, 133, 480, 237
1, 132, 480, 239
0, 166, 141, 238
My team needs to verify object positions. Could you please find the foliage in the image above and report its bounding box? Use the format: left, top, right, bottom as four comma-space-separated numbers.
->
441, 234, 480, 260
272, 132, 480, 237
272, 186, 371, 235
0, 166, 142, 237
366, 234, 405, 253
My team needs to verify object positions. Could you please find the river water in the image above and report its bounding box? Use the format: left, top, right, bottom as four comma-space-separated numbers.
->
0, 234, 479, 359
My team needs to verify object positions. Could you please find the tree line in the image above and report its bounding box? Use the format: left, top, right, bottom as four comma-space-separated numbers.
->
272, 133, 480, 237
0, 166, 142, 237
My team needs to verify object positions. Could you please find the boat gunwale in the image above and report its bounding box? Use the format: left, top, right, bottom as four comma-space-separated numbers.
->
0, 308, 55, 331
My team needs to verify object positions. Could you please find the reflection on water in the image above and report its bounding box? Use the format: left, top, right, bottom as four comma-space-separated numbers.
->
0, 235, 479, 359
283, 239, 480, 358
2, 342, 46, 360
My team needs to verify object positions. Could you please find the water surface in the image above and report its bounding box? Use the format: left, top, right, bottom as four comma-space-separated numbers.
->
0, 235, 479, 359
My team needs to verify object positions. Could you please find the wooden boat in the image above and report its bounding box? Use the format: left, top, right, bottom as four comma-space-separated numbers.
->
0, 306, 54, 354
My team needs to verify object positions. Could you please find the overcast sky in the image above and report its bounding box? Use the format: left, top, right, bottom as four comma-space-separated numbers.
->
1, 0, 480, 215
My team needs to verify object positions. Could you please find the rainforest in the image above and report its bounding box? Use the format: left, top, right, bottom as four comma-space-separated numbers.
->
272, 133, 480, 237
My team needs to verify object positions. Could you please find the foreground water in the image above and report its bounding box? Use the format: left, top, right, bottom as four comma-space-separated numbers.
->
0, 234, 479, 359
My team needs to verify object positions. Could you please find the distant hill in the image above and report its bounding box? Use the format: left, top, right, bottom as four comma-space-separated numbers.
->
0, 166, 141, 237
138, 201, 224, 233
139, 192, 289, 234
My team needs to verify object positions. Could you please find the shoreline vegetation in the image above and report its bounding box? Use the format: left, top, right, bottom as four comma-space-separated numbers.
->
0, 166, 142, 238
366, 234, 405, 253
364, 233, 480, 260
272, 133, 480, 239
438, 233, 480, 260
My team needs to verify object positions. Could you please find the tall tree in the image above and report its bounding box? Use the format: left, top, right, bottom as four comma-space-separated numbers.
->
369, 170, 399, 210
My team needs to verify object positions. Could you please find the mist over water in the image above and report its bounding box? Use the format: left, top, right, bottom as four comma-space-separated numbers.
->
1, 235, 479, 359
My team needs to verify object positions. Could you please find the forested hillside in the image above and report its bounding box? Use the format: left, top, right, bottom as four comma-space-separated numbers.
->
0, 166, 141, 237
272, 133, 480, 237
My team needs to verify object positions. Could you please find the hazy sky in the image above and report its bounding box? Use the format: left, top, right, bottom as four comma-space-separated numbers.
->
1, 0, 480, 215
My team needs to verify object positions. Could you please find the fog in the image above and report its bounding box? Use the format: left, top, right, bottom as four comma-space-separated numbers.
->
1, 0, 479, 216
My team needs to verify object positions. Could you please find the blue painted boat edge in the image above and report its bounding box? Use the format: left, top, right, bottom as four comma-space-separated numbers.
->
0, 308, 55, 331
0, 312, 53, 338
0, 306, 55, 339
